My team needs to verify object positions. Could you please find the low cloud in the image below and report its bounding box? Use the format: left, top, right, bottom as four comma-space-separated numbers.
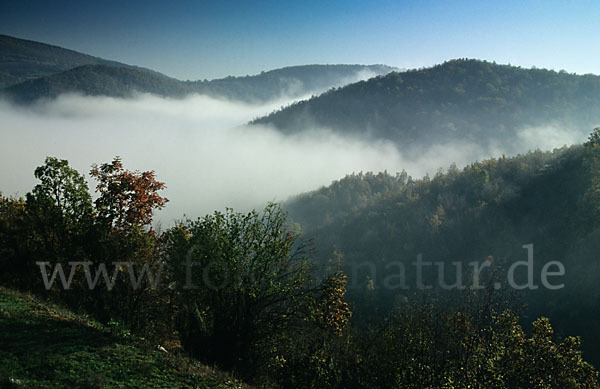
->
515, 124, 586, 152
0, 93, 406, 224
0, 94, 588, 226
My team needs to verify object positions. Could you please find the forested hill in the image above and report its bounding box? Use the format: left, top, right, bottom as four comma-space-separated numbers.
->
192, 64, 396, 102
253, 60, 600, 151
0, 34, 150, 88
284, 128, 600, 364
3, 65, 191, 102
2, 63, 394, 104
0, 35, 395, 103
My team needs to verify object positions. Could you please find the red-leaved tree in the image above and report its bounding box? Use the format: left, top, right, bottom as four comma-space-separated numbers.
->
90, 157, 168, 229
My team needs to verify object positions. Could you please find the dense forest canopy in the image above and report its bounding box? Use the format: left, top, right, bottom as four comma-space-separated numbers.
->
284, 128, 600, 367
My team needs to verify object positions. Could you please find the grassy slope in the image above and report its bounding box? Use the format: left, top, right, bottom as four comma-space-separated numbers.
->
0, 287, 248, 388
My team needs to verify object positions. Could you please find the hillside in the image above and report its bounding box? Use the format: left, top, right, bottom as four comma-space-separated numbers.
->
2, 143, 600, 386
284, 130, 600, 365
0, 286, 248, 388
253, 59, 600, 152
0, 34, 152, 88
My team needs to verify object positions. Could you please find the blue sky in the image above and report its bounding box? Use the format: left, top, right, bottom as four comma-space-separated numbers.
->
1, 0, 599, 80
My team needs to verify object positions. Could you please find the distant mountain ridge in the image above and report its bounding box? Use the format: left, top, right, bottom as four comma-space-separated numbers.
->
192, 64, 395, 102
252, 59, 600, 152
0, 34, 395, 103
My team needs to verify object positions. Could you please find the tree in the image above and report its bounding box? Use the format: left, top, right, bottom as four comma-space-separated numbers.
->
586, 127, 600, 148
90, 156, 168, 229
22, 157, 93, 295
27, 156, 92, 228
165, 203, 317, 374
271, 270, 355, 388
87, 157, 169, 327
25, 157, 93, 259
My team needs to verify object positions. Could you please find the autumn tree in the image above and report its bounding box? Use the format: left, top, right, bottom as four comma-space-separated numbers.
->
90, 156, 168, 230
270, 269, 355, 388
87, 157, 169, 328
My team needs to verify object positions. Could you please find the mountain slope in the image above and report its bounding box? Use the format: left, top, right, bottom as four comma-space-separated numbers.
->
284, 136, 600, 365
253, 59, 600, 152
0, 286, 248, 388
0, 34, 154, 88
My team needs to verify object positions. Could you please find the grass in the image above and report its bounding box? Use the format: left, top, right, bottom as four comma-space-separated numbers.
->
0, 287, 249, 388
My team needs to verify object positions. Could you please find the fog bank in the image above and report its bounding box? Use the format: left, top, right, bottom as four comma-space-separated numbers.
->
0, 93, 586, 226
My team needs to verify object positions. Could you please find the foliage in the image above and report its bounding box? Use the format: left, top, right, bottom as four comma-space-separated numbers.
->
30, 156, 93, 225
285, 130, 600, 365
164, 204, 318, 376
268, 270, 356, 388
3, 145, 600, 387
90, 156, 168, 229
358, 301, 599, 388
17, 157, 94, 294
0, 156, 171, 335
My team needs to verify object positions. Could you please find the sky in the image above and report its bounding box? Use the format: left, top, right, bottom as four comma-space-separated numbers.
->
1, 0, 599, 80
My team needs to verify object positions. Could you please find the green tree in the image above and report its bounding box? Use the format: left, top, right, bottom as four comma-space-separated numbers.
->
29, 157, 92, 225
165, 204, 317, 374
24, 157, 93, 293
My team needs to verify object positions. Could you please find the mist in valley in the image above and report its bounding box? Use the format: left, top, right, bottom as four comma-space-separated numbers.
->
0, 92, 589, 226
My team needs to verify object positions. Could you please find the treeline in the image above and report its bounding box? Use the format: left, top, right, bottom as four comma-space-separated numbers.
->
1, 145, 600, 387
